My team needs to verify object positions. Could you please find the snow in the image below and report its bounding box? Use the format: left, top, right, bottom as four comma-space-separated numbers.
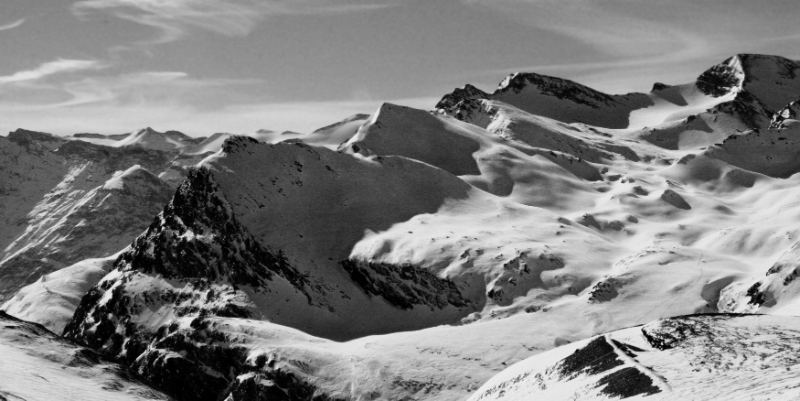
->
1, 254, 118, 334
0, 312, 170, 400
626, 83, 738, 130
469, 315, 800, 401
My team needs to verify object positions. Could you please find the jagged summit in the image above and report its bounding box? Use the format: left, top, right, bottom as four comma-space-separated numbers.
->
693, 54, 800, 104
221, 134, 261, 153
770, 98, 800, 128
435, 84, 490, 110
696, 55, 745, 97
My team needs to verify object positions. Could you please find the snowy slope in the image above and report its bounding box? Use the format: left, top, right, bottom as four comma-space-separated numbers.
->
0, 311, 170, 401
469, 314, 800, 401
1, 255, 118, 334
299, 113, 371, 148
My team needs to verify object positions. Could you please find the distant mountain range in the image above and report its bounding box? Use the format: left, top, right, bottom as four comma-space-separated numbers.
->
2, 54, 800, 400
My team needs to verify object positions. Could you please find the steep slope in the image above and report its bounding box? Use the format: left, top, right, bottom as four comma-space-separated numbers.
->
0, 311, 170, 401
0, 134, 175, 300
469, 314, 800, 401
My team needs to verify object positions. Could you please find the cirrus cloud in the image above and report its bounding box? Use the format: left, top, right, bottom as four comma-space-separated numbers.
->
71, 0, 393, 43
0, 18, 25, 31
0, 59, 106, 85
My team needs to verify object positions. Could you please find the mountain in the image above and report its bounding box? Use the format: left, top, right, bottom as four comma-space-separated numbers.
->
0, 132, 176, 300
66, 128, 205, 150
469, 314, 800, 401
73, 133, 131, 141
2, 255, 118, 334
439, 54, 800, 132
283, 113, 372, 148
6, 53, 800, 400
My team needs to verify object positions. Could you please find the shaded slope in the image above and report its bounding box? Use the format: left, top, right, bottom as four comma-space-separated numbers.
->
0, 134, 175, 300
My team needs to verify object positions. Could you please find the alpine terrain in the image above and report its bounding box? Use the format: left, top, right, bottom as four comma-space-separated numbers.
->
2, 53, 800, 400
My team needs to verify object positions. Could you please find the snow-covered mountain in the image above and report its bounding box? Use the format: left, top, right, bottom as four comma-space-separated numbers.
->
5, 53, 800, 400
0, 132, 175, 301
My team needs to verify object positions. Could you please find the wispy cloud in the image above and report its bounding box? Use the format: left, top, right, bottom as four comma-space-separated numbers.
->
72, 0, 392, 43
0, 59, 105, 85
0, 18, 25, 31
0, 61, 433, 136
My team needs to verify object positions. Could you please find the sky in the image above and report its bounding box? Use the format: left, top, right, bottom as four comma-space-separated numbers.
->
0, 0, 799, 137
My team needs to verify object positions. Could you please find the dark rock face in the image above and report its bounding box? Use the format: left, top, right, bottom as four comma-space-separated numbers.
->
651, 82, 671, 91
595, 367, 660, 398
123, 168, 309, 291
568, 339, 660, 398
340, 259, 470, 310
435, 84, 490, 111
770, 99, 800, 129
746, 282, 767, 306
557, 336, 623, 379
696, 58, 742, 97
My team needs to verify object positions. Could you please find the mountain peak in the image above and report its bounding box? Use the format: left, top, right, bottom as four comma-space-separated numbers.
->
435, 84, 490, 110
221, 135, 261, 154
696, 55, 745, 97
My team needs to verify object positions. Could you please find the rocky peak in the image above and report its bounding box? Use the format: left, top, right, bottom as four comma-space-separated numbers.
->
769, 98, 800, 129
696, 55, 745, 97
222, 135, 261, 153
116, 167, 307, 288
7, 128, 67, 151
651, 82, 672, 92
435, 84, 490, 110
8, 128, 62, 143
